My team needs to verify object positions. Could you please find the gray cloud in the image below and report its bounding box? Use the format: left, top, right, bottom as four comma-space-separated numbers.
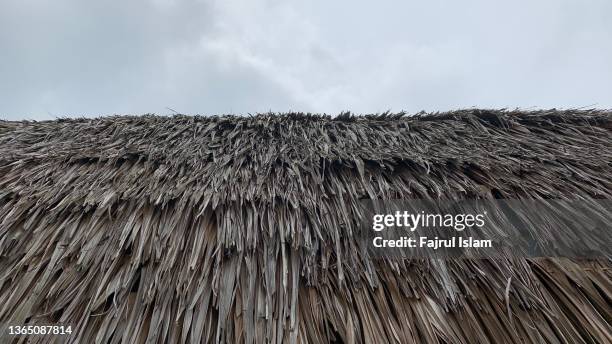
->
1, 0, 611, 120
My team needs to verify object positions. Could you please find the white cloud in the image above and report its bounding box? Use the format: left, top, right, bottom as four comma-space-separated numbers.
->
1, 0, 611, 120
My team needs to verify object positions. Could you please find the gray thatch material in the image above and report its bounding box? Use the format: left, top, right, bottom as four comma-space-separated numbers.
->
0, 109, 610, 343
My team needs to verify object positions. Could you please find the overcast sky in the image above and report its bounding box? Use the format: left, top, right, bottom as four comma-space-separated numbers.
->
1, 0, 611, 120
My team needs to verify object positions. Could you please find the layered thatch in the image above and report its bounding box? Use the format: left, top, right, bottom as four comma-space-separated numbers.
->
0, 109, 611, 343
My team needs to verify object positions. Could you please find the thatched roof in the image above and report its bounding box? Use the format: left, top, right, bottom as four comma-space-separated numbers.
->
0, 109, 611, 343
